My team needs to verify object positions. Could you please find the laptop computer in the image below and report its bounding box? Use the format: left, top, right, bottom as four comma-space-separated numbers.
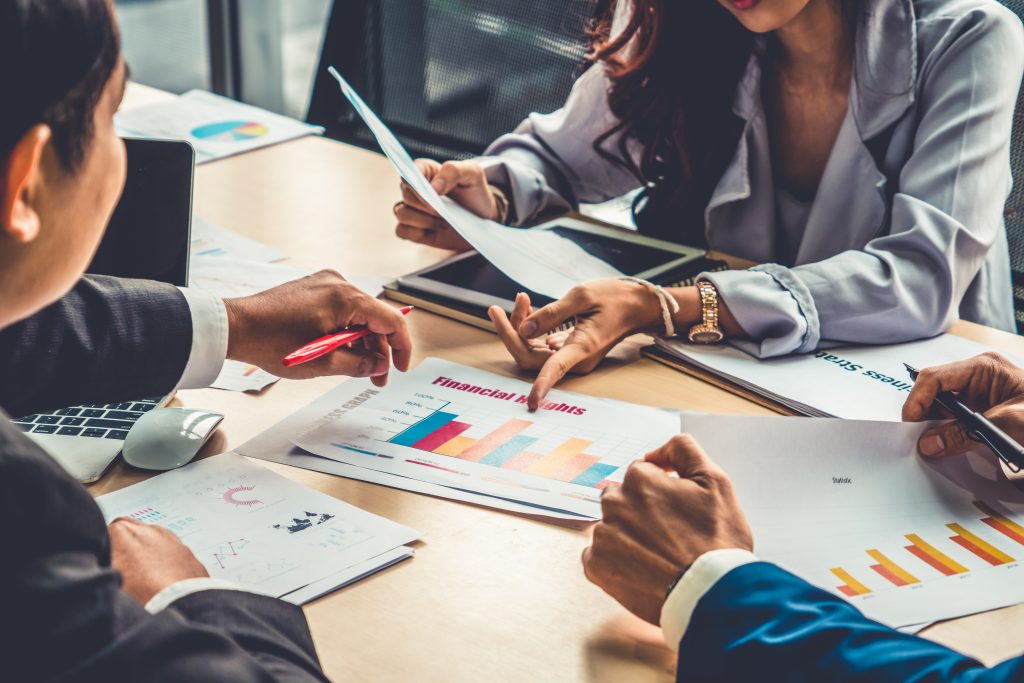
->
14, 137, 195, 483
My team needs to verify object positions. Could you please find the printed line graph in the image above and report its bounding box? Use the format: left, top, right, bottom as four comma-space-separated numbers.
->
212, 538, 250, 569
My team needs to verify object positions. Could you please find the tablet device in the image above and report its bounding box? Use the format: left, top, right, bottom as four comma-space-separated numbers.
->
87, 137, 194, 286
385, 217, 720, 327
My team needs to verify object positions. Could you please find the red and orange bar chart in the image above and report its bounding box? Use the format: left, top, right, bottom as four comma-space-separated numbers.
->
831, 568, 871, 597
388, 412, 617, 488
866, 549, 919, 587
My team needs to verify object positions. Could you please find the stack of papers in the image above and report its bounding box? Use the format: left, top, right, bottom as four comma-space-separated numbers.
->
682, 413, 1024, 629
97, 453, 420, 604
288, 358, 680, 519
651, 334, 1023, 421
116, 90, 323, 164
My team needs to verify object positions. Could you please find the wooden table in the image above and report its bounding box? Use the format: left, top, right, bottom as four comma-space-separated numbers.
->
94, 84, 1024, 681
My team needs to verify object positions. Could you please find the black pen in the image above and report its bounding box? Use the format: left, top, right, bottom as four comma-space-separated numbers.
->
904, 362, 1024, 471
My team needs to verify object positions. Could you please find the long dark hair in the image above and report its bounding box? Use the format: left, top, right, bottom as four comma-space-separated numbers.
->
1, 0, 121, 172
590, 0, 858, 246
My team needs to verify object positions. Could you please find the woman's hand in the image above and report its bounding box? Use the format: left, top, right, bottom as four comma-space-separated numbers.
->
393, 159, 498, 252
487, 281, 667, 409
903, 353, 1024, 458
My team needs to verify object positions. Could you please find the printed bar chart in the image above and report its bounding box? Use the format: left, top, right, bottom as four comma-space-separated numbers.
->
390, 411, 461, 447
527, 438, 593, 477
388, 410, 621, 488
948, 523, 1015, 565
831, 567, 871, 597
478, 435, 539, 467
867, 549, 919, 586
976, 501, 1024, 545
458, 420, 533, 463
904, 534, 968, 576
411, 419, 471, 452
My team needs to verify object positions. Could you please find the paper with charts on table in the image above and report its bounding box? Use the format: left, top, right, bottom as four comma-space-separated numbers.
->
327, 66, 622, 300
293, 358, 681, 519
116, 90, 323, 163
653, 333, 1024, 421
681, 412, 1024, 628
96, 453, 420, 603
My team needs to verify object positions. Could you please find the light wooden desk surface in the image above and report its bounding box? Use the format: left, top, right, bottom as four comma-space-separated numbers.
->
93, 84, 1024, 680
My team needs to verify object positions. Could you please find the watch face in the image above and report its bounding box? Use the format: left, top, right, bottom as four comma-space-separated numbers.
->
689, 328, 724, 344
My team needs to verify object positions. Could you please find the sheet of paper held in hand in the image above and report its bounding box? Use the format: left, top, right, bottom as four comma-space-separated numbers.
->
656, 333, 1024, 421
327, 66, 622, 300
293, 358, 680, 518
96, 453, 420, 602
682, 413, 1024, 628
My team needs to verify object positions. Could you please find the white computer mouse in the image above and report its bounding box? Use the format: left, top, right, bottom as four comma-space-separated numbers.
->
122, 408, 224, 471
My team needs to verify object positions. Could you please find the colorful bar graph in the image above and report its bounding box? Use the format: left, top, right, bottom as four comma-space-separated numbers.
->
458, 419, 534, 462
975, 501, 1024, 545
412, 420, 471, 452
502, 451, 545, 472
948, 523, 1015, 565
390, 411, 458, 447
433, 435, 476, 457
526, 438, 593, 477
904, 534, 968, 576
571, 462, 619, 487
549, 454, 600, 482
830, 567, 871, 597
867, 549, 919, 586
478, 435, 540, 467
388, 409, 617, 488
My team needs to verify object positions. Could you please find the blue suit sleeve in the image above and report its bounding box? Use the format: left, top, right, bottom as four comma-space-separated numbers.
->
676, 562, 1024, 683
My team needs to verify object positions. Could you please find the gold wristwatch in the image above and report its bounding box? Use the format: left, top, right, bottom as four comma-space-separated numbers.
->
688, 281, 724, 344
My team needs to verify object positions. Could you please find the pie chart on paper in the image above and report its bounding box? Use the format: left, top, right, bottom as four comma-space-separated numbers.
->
191, 120, 269, 142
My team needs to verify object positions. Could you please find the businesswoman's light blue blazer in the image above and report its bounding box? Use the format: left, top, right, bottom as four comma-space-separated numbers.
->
477, 0, 1024, 357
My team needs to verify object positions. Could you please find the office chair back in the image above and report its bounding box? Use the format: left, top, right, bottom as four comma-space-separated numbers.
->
1001, 0, 1024, 333
307, 0, 601, 161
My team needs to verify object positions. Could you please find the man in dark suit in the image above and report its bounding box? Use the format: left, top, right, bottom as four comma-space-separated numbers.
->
582, 352, 1024, 682
1, 1, 411, 679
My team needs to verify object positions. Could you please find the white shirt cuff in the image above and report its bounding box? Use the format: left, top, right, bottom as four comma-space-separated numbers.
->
144, 577, 250, 613
176, 287, 229, 390
660, 548, 759, 650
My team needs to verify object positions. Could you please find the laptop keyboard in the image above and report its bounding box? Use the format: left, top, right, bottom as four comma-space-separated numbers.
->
14, 398, 161, 440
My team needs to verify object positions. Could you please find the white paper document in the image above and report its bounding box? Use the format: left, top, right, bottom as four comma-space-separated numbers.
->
292, 358, 680, 518
191, 217, 287, 263
234, 378, 598, 520
327, 67, 621, 299
188, 257, 390, 392
682, 413, 1024, 628
116, 90, 323, 163
96, 453, 420, 602
281, 546, 414, 605
211, 361, 280, 393
189, 256, 386, 300
656, 334, 1022, 421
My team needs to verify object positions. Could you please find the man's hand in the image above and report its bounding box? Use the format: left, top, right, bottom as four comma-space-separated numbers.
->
223, 270, 413, 386
902, 353, 1024, 458
582, 435, 753, 624
109, 517, 208, 605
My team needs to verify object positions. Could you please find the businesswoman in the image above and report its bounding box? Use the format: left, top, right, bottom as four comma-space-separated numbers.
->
394, 0, 1024, 407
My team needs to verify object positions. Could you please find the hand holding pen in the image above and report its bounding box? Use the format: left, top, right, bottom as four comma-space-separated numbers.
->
902, 353, 1024, 469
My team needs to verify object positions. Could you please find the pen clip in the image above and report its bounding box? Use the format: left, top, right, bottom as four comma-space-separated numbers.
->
969, 428, 1023, 473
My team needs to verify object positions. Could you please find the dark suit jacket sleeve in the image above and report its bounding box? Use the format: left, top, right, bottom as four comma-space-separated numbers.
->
676, 562, 1024, 683
3, 416, 327, 682
0, 275, 193, 417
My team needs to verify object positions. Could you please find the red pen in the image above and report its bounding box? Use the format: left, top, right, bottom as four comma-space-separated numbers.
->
282, 306, 414, 368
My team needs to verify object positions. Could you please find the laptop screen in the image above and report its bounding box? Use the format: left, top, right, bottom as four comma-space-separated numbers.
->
86, 138, 194, 287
